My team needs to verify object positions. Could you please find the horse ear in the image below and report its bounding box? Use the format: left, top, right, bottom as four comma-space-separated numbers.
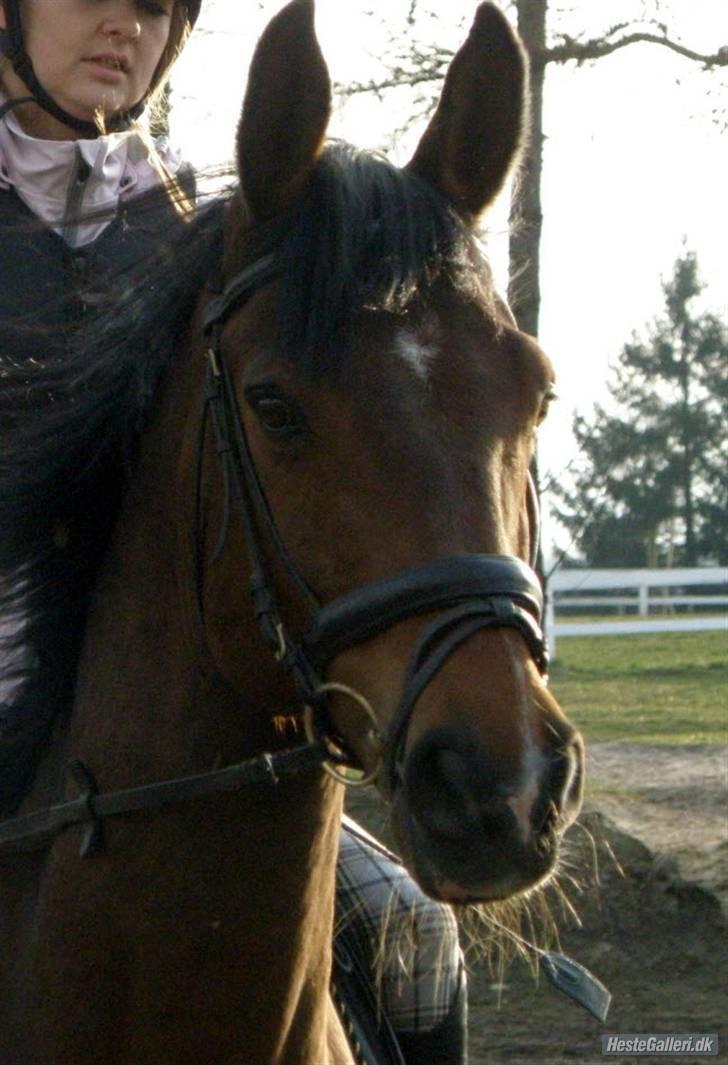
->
406, 2, 528, 219
237, 0, 331, 222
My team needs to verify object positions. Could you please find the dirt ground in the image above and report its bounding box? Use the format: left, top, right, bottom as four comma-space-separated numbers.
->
348, 743, 728, 1065
468, 742, 728, 1064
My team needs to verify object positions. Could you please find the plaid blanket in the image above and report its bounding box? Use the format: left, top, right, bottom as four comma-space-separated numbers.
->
337, 816, 464, 1037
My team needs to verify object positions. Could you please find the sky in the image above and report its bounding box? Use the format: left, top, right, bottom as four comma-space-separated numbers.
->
169, 0, 727, 552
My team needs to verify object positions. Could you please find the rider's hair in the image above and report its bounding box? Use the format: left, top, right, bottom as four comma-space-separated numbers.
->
136, 1, 195, 133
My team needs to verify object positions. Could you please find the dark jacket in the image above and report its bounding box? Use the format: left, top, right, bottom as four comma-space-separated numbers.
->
0, 180, 186, 812
0, 183, 182, 362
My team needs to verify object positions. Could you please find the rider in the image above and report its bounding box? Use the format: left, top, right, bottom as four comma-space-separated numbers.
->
0, 3, 467, 1063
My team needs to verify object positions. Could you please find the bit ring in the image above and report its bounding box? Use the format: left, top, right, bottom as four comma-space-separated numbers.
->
304, 682, 383, 788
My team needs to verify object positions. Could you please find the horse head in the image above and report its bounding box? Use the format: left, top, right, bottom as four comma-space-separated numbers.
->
200, 0, 583, 905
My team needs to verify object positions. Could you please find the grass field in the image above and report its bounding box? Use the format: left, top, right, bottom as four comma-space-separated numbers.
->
549, 629, 727, 746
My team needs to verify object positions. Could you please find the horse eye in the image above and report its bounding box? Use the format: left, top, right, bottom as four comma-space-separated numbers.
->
538, 389, 557, 424
245, 386, 305, 438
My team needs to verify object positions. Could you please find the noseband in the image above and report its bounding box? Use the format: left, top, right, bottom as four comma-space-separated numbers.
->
199, 254, 549, 794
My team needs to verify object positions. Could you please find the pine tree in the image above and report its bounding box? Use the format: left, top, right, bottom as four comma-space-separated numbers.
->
553, 252, 727, 566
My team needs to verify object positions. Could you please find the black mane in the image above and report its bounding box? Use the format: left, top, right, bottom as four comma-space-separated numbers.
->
0, 141, 487, 810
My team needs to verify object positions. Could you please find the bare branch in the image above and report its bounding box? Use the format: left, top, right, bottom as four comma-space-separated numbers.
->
546, 32, 728, 68
337, 22, 727, 102
335, 50, 451, 99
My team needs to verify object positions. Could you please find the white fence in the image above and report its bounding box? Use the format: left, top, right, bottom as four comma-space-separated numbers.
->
545, 566, 728, 657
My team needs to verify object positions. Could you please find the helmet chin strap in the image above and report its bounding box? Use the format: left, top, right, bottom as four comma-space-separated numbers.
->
0, 94, 33, 122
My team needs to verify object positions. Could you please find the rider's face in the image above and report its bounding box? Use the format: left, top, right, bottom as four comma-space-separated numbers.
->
0, 0, 175, 138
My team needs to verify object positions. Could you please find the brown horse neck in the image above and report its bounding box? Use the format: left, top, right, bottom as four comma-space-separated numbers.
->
8, 347, 349, 1064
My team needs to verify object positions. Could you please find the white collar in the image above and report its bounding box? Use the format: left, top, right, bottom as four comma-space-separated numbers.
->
0, 99, 181, 247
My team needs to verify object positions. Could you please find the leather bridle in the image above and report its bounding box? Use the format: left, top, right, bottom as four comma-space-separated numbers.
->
0, 252, 549, 854
198, 255, 549, 795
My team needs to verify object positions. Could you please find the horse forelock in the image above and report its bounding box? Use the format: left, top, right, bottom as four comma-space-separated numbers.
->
264, 141, 494, 378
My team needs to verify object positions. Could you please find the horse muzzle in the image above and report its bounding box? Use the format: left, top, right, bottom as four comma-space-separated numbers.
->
389, 723, 584, 903
301, 555, 583, 903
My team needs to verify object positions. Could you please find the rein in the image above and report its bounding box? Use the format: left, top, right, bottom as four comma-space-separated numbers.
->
0, 746, 325, 856
0, 250, 549, 853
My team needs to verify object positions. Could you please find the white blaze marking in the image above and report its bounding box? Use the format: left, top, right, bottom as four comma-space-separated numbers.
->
395, 328, 438, 381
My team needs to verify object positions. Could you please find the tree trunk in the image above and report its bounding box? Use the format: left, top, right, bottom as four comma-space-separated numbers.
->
508, 0, 547, 339
679, 357, 698, 565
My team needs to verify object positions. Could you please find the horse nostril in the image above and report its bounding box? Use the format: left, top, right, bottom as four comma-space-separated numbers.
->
410, 748, 475, 841
562, 737, 585, 810
536, 739, 584, 836
406, 740, 515, 844
433, 750, 479, 817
